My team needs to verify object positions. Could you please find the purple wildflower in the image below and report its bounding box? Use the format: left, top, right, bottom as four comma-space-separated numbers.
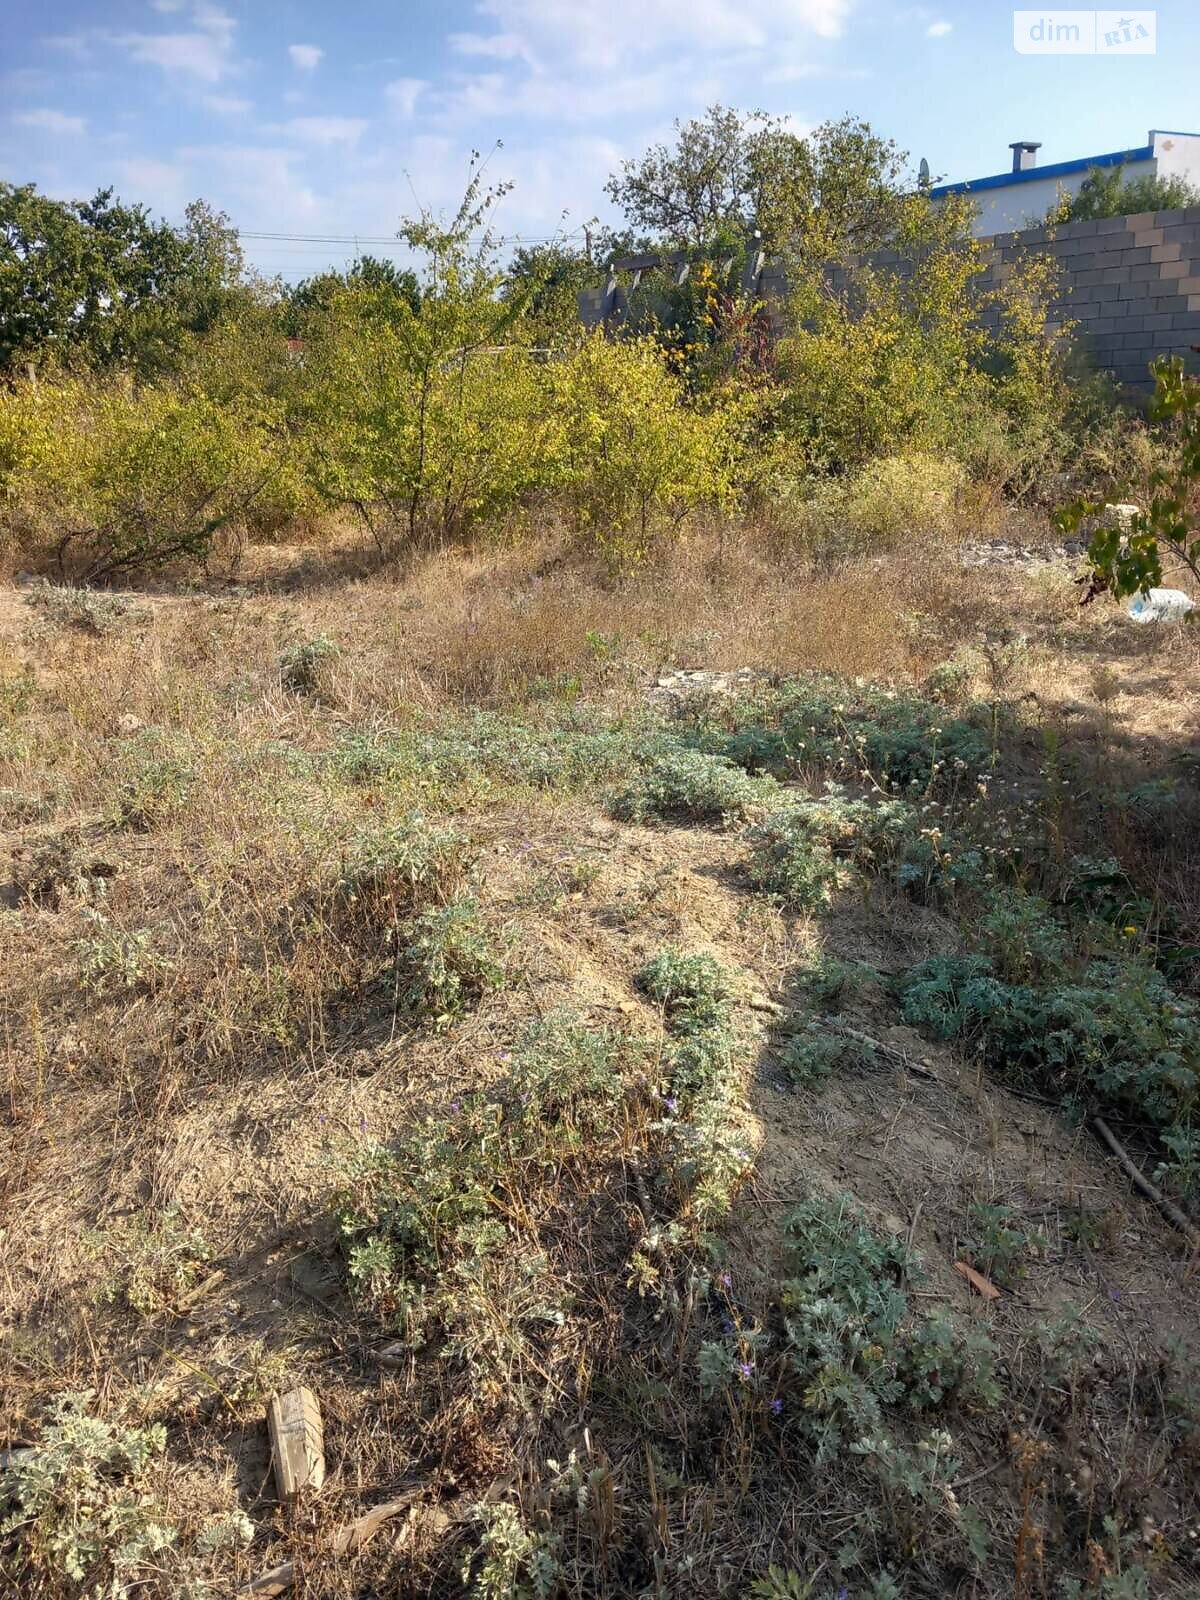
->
665, 1095, 678, 1114
737, 1361, 754, 1380
718, 1271, 732, 1290
769, 1397, 783, 1416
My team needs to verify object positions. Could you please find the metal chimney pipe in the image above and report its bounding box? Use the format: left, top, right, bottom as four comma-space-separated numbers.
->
1009, 140, 1042, 173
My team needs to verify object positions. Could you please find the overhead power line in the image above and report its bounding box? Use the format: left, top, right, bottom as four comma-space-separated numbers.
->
235, 225, 588, 248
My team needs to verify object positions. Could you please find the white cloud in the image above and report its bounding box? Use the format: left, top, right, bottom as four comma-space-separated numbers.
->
13, 107, 87, 135
41, 31, 91, 57
464, 0, 852, 69
202, 93, 252, 115
287, 43, 323, 71
122, 4, 237, 83
448, 30, 534, 62
426, 0, 855, 138
115, 156, 189, 212
431, 64, 706, 125
385, 77, 427, 118
926, 19, 952, 35
151, 0, 187, 12
761, 59, 871, 81
279, 116, 369, 146
176, 143, 322, 227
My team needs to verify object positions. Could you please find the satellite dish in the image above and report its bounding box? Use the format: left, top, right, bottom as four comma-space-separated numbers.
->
918, 157, 931, 188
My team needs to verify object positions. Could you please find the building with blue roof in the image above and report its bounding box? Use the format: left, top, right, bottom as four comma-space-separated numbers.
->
929, 130, 1200, 236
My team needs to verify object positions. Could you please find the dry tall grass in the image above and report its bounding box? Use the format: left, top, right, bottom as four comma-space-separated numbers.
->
2, 524, 1199, 1598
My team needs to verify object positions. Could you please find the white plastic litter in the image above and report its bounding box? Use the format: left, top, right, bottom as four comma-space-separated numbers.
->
1128, 588, 1196, 624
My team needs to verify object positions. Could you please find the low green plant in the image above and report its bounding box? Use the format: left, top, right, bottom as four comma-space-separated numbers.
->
606, 746, 777, 824
334, 815, 471, 940
637, 947, 731, 1031
663, 1093, 755, 1226
1057, 1568, 1153, 1600
974, 887, 1070, 985
327, 711, 666, 799
335, 1012, 637, 1366
24, 583, 142, 636
960, 1201, 1045, 1288
0, 1393, 175, 1597
899, 1315, 1001, 1411
897, 953, 1198, 1186
394, 897, 502, 1020
279, 633, 340, 695
791, 955, 883, 1011
1032, 1305, 1102, 1389
745, 824, 840, 910
924, 653, 977, 707
696, 676, 989, 796
465, 1502, 562, 1600
779, 1021, 876, 1088
115, 741, 194, 829
778, 1194, 917, 1462
637, 947, 754, 1223
747, 1568, 820, 1600
744, 789, 914, 911
775, 1195, 999, 1462
13, 831, 110, 907
90, 1206, 212, 1314
779, 1027, 844, 1087
76, 914, 165, 997
637, 947, 735, 1102
1154, 1126, 1200, 1200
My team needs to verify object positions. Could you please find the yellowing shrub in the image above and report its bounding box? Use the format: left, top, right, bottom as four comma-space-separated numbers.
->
302, 291, 561, 553
780, 452, 967, 564
841, 452, 966, 543
0, 375, 292, 579
550, 334, 738, 567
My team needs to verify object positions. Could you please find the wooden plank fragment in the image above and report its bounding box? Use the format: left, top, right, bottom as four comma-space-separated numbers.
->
954, 1261, 1001, 1301
267, 1387, 325, 1502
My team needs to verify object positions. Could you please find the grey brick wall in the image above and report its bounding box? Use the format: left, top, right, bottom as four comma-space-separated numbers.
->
578, 205, 1200, 388
987, 205, 1200, 386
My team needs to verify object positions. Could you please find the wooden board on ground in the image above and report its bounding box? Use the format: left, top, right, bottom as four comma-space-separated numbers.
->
267, 1387, 325, 1502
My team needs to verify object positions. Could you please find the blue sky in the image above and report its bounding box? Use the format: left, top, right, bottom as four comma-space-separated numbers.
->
3, 1, 1198, 281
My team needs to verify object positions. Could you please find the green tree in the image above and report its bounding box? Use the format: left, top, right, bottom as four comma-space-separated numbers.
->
502, 242, 599, 343
1053, 164, 1200, 222
604, 107, 907, 257
773, 192, 1066, 474
764, 115, 909, 263
301, 164, 555, 552
604, 105, 786, 246
284, 254, 421, 335
0, 184, 246, 376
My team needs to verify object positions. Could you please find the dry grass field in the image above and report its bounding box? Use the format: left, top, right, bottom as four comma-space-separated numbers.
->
2, 523, 1199, 1599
